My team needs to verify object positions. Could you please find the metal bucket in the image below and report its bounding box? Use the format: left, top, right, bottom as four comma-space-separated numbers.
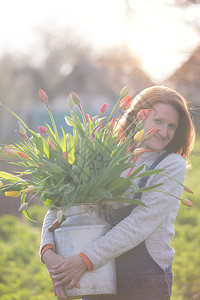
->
54, 204, 117, 298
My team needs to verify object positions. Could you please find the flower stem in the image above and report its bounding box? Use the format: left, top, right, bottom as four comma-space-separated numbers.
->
45, 103, 59, 140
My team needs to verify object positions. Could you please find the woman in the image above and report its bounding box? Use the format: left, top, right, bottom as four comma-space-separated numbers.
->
41, 85, 195, 300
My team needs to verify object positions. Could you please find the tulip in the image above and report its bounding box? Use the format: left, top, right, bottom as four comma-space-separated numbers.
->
86, 113, 93, 123
134, 129, 144, 142
71, 91, 80, 105
120, 96, 132, 110
48, 141, 56, 150
0, 180, 3, 187
62, 151, 68, 160
145, 128, 157, 140
135, 120, 145, 132
99, 103, 107, 114
90, 133, 96, 142
38, 126, 47, 134
38, 162, 44, 169
120, 85, 130, 98
18, 203, 29, 212
15, 130, 26, 140
3, 148, 17, 158
68, 93, 74, 109
18, 121, 26, 135
181, 198, 193, 207
137, 109, 151, 121
17, 151, 29, 159
57, 210, 64, 223
39, 89, 48, 103
133, 148, 152, 157
183, 185, 194, 194
108, 117, 116, 130
5, 191, 21, 197
25, 185, 36, 194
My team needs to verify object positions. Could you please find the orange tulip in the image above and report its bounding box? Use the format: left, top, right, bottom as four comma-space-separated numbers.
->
120, 96, 132, 110
145, 128, 157, 140
108, 117, 116, 129
183, 185, 194, 194
48, 141, 56, 150
17, 151, 29, 159
181, 198, 193, 207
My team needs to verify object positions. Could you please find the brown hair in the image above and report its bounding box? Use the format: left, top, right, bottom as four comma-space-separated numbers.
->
118, 85, 195, 158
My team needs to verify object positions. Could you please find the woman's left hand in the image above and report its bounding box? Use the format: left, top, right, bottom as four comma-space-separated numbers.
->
49, 254, 88, 290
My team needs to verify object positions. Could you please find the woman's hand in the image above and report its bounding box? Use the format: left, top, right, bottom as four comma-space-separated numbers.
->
42, 249, 68, 299
49, 254, 88, 290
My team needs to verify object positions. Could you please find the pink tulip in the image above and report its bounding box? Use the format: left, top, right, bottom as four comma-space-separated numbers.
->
38, 126, 47, 134
86, 113, 93, 123
120, 96, 132, 110
137, 109, 151, 121
39, 89, 48, 103
99, 103, 107, 114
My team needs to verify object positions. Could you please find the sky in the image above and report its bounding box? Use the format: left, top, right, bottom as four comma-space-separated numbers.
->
0, 0, 200, 82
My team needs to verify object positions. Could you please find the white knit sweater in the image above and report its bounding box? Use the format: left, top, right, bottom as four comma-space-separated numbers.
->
40, 150, 186, 271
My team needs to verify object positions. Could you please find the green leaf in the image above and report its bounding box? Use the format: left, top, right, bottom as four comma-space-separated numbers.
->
138, 183, 163, 192
61, 126, 67, 152
0, 172, 23, 183
136, 168, 166, 178
126, 164, 146, 180
131, 182, 139, 194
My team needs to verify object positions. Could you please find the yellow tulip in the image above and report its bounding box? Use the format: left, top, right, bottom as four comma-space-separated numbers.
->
5, 191, 21, 197
134, 129, 144, 142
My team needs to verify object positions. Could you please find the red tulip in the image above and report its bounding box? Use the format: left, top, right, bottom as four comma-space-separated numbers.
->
120, 96, 132, 110
39, 89, 48, 103
137, 109, 151, 121
48, 141, 56, 150
99, 103, 107, 114
38, 126, 47, 134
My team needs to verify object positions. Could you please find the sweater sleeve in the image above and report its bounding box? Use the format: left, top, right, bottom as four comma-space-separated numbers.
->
40, 209, 57, 255
82, 153, 186, 270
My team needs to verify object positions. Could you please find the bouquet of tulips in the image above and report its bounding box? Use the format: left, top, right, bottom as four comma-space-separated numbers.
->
0, 86, 193, 222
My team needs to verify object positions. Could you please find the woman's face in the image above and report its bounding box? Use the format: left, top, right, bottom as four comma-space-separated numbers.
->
143, 102, 180, 152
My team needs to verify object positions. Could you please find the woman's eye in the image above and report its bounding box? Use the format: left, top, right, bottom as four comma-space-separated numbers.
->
169, 124, 176, 130
154, 119, 161, 124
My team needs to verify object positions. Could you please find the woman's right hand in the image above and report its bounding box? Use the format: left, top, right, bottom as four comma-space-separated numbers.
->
42, 249, 68, 299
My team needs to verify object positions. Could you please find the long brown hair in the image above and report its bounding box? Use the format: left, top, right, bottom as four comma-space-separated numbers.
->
118, 85, 195, 158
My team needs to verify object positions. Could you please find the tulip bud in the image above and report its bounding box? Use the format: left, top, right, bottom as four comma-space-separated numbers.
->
25, 185, 36, 194
134, 129, 144, 142
18, 121, 26, 135
62, 151, 68, 160
99, 103, 107, 114
120, 96, 132, 110
86, 113, 93, 123
71, 91, 80, 105
68, 93, 74, 109
3, 148, 17, 158
5, 191, 21, 197
18, 203, 29, 212
0, 180, 3, 187
108, 117, 116, 130
38, 162, 44, 169
90, 133, 96, 142
17, 151, 29, 159
145, 129, 157, 140
15, 130, 26, 140
181, 198, 193, 207
183, 185, 194, 194
133, 148, 152, 157
38, 126, 47, 134
137, 109, 151, 121
135, 120, 145, 132
120, 85, 130, 98
39, 89, 48, 103
48, 141, 56, 150
57, 210, 64, 223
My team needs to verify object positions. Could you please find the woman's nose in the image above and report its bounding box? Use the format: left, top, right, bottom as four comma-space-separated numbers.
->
159, 125, 168, 137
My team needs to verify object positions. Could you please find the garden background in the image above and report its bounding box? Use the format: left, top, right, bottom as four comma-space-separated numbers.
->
0, 1, 200, 299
